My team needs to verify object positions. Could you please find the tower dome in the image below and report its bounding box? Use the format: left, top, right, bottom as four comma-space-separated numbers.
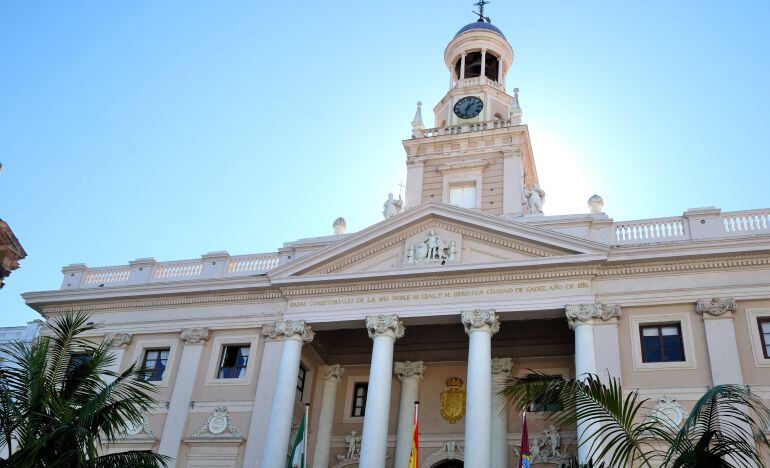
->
455, 20, 506, 39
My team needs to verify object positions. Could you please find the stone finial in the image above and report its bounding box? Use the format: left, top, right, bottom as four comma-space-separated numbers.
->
263, 320, 314, 343
394, 361, 426, 381
695, 297, 736, 317
365, 314, 405, 339
180, 328, 209, 344
104, 332, 132, 348
333, 217, 347, 235
511, 88, 520, 109
565, 303, 621, 328
323, 364, 345, 382
461, 309, 500, 335
412, 101, 424, 127
588, 194, 604, 214
491, 357, 513, 375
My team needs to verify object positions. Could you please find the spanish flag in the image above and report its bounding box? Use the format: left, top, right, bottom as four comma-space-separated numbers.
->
519, 412, 531, 468
408, 401, 419, 468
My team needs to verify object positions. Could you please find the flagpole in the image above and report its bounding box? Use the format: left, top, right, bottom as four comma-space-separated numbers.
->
303, 403, 309, 468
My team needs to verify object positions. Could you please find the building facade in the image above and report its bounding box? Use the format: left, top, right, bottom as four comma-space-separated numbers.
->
21, 13, 770, 468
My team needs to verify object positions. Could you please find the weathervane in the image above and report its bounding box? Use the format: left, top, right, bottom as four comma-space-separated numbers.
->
473, 0, 491, 22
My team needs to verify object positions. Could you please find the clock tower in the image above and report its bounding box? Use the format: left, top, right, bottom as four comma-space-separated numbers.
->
403, 7, 539, 218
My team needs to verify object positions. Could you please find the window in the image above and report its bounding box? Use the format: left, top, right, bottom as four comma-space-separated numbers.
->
217, 345, 250, 379
67, 353, 92, 376
296, 365, 308, 401
640, 323, 685, 363
527, 374, 562, 412
351, 382, 368, 417
141, 348, 169, 382
758, 318, 770, 359
449, 183, 477, 209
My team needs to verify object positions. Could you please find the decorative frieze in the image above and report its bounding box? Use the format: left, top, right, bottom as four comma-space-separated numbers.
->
323, 364, 345, 382
104, 332, 132, 348
262, 320, 314, 343
565, 303, 621, 327
491, 357, 513, 375
365, 314, 405, 339
180, 328, 209, 344
695, 297, 737, 318
461, 309, 500, 335
394, 361, 426, 381
191, 406, 242, 439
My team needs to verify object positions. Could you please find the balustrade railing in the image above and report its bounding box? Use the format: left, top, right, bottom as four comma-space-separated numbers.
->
613, 217, 687, 245
721, 210, 770, 235
419, 119, 517, 139
82, 267, 131, 287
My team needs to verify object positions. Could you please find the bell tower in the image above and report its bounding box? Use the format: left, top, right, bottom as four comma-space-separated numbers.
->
402, 4, 540, 218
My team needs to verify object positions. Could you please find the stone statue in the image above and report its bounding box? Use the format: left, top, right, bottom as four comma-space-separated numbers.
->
543, 425, 561, 458
382, 193, 403, 219
530, 435, 545, 463
338, 430, 361, 461
525, 183, 545, 214
427, 230, 439, 259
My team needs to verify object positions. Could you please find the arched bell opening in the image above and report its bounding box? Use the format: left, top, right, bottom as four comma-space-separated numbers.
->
454, 51, 501, 82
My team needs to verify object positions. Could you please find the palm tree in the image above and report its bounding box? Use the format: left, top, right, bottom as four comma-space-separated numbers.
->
0, 312, 169, 467
501, 372, 770, 468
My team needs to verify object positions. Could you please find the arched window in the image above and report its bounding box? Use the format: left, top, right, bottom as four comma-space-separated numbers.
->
454, 52, 500, 82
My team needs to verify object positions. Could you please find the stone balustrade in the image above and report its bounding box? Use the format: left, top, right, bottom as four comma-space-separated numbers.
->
61, 252, 280, 290
418, 118, 518, 139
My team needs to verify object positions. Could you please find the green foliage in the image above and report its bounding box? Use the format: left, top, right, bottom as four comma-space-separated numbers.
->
500, 372, 770, 468
0, 312, 169, 467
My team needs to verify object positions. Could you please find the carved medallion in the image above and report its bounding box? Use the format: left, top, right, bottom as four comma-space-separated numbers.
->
440, 377, 466, 424
648, 396, 686, 428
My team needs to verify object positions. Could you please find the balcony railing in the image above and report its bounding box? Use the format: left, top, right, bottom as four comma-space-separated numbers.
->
62, 252, 280, 290
418, 118, 520, 139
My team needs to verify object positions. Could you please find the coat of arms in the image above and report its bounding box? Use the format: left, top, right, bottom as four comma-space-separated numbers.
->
440, 377, 466, 424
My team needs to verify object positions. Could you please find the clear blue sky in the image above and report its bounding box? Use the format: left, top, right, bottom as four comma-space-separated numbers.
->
2, 1, 769, 326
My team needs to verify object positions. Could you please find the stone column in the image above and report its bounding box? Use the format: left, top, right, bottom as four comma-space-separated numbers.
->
359, 315, 405, 468
260, 320, 315, 468
497, 58, 504, 83
491, 357, 512, 468
158, 328, 209, 467
480, 48, 487, 79
460, 52, 467, 80
312, 364, 345, 468
393, 361, 426, 468
461, 309, 500, 468
103, 333, 132, 383
243, 336, 284, 464
565, 304, 621, 465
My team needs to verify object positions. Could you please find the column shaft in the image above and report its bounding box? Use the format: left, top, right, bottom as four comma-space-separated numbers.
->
243, 339, 283, 464
359, 335, 396, 468
480, 49, 487, 79
491, 358, 512, 468
465, 330, 493, 467
261, 338, 303, 468
393, 362, 425, 468
312, 365, 344, 468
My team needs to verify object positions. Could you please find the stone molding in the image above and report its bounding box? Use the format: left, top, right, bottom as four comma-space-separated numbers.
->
262, 320, 314, 343
394, 361, 426, 381
365, 314, 405, 339
180, 327, 209, 344
491, 357, 513, 375
104, 332, 132, 348
565, 303, 621, 327
323, 364, 345, 382
695, 297, 737, 318
461, 309, 500, 335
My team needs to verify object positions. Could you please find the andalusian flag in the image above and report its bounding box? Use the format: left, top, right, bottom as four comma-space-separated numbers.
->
519, 412, 531, 468
288, 404, 309, 468
408, 401, 419, 468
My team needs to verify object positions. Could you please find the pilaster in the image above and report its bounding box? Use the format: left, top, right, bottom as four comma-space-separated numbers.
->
393, 361, 426, 468
491, 357, 512, 468
696, 298, 744, 385
312, 364, 345, 468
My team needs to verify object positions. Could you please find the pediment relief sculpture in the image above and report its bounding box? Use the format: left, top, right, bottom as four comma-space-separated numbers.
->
406, 229, 458, 266
190, 406, 242, 439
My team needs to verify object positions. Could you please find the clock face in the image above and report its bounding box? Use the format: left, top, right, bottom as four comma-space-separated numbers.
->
453, 96, 484, 119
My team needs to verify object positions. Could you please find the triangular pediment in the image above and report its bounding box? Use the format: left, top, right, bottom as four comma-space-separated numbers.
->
269, 203, 608, 280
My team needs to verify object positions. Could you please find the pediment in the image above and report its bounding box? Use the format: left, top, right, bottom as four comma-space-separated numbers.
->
269, 203, 608, 279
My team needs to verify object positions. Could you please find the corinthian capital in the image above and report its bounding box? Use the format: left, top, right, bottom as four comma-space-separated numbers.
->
491, 357, 513, 376
394, 361, 426, 381
104, 333, 132, 348
461, 309, 500, 335
365, 314, 405, 339
180, 328, 209, 344
262, 320, 314, 343
695, 297, 736, 318
565, 303, 621, 327
322, 364, 345, 382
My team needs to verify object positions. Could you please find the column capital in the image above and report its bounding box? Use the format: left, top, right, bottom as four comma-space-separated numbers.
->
104, 332, 132, 348
394, 361, 426, 381
366, 314, 405, 339
491, 357, 513, 376
322, 364, 345, 383
461, 309, 500, 335
263, 320, 314, 343
565, 303, 621, 328
695, 297, 736, 319
180, 328, 209, 344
